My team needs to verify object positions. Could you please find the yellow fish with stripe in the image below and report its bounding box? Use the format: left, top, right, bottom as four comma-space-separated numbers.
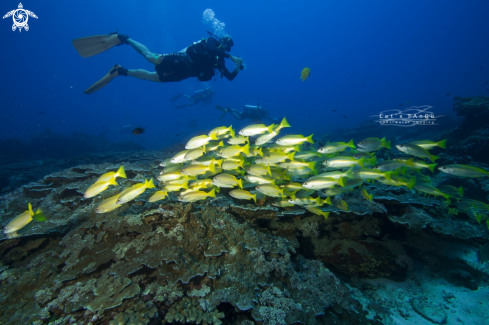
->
3, 203, 47, 236
84, 177, 118, 198
229, 189, 257, 203
116, 179, 156, 205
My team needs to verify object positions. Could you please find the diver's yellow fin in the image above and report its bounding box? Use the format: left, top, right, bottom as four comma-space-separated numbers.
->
84, 64, 122, 95
72, 34, 122, 58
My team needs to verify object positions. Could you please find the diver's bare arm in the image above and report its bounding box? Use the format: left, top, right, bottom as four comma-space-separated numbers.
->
127, 69, 160, 82
127, 39, 162, 65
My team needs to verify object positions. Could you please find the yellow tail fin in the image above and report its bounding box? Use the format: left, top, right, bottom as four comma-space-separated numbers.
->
306, 134, 314, 144
210, 133, 218, 141
280, 117, 291, 129
146, 178, 156, 189
208, 188, 216, 198
229, 126, 235, 138
28, 203, 34, 216
208, 163, 216, 174
252, 193, 257, 204
242, 143, 250, 156
117, 165, 127, 178
267, 124, 275, 133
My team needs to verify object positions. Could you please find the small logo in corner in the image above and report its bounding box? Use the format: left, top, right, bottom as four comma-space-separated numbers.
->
3, 3, 38, 32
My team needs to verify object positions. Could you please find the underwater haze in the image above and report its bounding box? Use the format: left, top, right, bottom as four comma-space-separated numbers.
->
2, 1, 489, 325
1, 1, 488, 145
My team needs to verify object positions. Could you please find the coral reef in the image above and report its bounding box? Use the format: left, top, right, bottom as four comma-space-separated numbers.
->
1, 104, 489, 324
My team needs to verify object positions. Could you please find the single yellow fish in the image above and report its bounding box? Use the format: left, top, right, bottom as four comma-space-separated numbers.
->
116, 179, 156, 205
178, 188, 216, 202
95, 165, 126, 183
84, 178, 118, 198
300, 67, 311, 81
229, 189, 257, 203
95, 194, 123, 213
148, 190, 168, 202
3, 203, 47, 235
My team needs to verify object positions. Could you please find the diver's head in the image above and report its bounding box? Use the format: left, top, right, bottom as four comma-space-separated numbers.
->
222, 36, 234, 52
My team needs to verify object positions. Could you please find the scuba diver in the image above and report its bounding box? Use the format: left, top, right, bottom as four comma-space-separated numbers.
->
215, 104, 281, 124
170, 87, 215, 109
72, 32, 245, 94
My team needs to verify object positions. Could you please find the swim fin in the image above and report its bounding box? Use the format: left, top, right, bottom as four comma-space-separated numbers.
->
72, 34, 122, 58
84, 64, 123, 95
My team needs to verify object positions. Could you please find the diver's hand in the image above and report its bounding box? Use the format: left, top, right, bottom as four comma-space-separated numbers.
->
231, 56, 244, 71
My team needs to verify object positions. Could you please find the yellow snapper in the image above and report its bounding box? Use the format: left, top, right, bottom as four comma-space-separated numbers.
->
302, 176, 345, 190
410, 139, 446, 150
84, 178, 118, 198
356, 137, 391, 152
305, 206, 330, 219
278, 161, 316, 171
171, 149, 192, 163
222, 158, 244, 170
157, 170, 184, 182
116, 178, 156, 205
184, 147, 205, 160
239, 123, 274, 136
438, 164, 489, 178
247, 164, 272, 177
335, 199, 349, 211
255, 184, 284, 198
228, 135, 249, 145
185, 133, 218, 150
256, 152, 295, 165
203, 167, 223, 178
272, 200, 295, 207
438, 185, 463, 197
353, 168, 392, 180
148, 190, 168, 202
318, 140, 355, 154
189, 179, 213, 190
178, 188, 216, 202
396, 144, 438, 163
394, 157, 437, 172
164, 181, 189, 192
323, 156, 364, 168
204, 140, 224, 152
218, 143, 250, 158
95, 194, 124, 213
255, 117, 291, 145
294, 151, 323, 161
244, 175, 275, 185
212, 173, 243, 189
208, 125, 235, 138
96, 165, 126, 183
3, 203, 46, 235
160, 165, 182, 174
414, 183, 450, 200
181, 163, 216, 176
248, 146, 264, 157
288, 196, 331, 207
229, 189, 257, 203
361, 188, 373, 202
276, 134, 314, 146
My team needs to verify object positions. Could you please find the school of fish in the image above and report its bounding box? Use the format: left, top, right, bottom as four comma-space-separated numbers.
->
5, 117, 489, 235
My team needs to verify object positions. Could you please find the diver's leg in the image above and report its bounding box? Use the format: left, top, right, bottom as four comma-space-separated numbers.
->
127, 39, 161, 65
127, 69, 160, 82
228, 109, 244, 120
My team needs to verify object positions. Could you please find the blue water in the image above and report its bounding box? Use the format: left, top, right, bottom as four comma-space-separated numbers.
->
1, 0, 489, 149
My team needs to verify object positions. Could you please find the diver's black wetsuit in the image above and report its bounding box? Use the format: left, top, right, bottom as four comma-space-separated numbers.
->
216, 105, 279, 123
155, 38, 238, 82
